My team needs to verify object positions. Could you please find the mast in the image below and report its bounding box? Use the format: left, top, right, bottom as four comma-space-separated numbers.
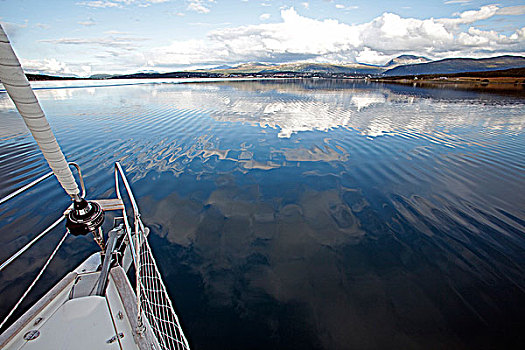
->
0, 24, 79, 200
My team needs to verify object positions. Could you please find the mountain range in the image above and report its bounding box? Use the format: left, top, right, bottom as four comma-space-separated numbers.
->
384, 55, 525, 76
24, 55, 525, 80
202, 55, 525, 76
199, 54, 432, 75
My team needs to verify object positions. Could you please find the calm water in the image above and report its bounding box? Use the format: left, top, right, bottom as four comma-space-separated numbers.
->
0, 79, 524, 349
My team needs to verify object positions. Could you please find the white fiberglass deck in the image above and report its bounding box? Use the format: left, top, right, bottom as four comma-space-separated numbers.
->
0, 254, 160, 350
0, 162, 191, 350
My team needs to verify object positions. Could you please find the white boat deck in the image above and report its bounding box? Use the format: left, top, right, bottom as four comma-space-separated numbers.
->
0, 254, 160, 350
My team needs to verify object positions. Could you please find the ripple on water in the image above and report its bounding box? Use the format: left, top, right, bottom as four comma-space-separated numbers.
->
0, 79, 524, 349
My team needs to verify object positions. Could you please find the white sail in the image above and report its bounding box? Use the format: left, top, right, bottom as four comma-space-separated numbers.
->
0, 24, 79, 198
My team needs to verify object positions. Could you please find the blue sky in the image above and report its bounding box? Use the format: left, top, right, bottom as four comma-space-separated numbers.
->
1, 0, 524, 76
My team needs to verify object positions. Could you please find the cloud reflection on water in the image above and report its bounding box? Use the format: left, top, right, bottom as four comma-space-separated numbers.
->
0, 79, 524, 349
137, 79, 525, 139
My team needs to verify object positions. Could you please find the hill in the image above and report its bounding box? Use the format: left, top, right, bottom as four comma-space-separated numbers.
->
384, 55, 525, 76
261, 62, 383, 74
207, 55, 430, 75
205, 62, 384, 75
26, 73, 82, 81
381, 67, 525, 80
385, 55, 431, 67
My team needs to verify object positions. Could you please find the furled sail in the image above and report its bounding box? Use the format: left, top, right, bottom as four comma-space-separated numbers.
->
0, 24, 79, 198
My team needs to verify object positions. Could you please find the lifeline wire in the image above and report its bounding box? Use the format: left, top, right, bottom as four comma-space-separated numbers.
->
0, 231, 69, 330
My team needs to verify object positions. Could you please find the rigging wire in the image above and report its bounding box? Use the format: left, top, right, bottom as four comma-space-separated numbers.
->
0, 231, 69, 330
0, 216, 65, 273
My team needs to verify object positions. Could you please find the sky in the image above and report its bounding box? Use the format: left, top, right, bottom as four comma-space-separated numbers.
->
0, 0, 524, 76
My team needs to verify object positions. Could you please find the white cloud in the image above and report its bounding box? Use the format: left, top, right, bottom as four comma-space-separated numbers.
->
143, 6, 525, 69
77, 1, 120, 8
444, 0, 471, 4
104, 30, 129, 34
437, 5, 499, 26
335, 4, 345, 9
20, 58, 92, 77
40, 34, 147, 50
188, 0, 211, 13
497, 5, 525, 16
301, 2, 309, 10
77, 0, 169, 8
22, 4, 525, 75
35, 23, 50, 29
78, 18, 96, 26
457, 26, 525, 49
146, 39, 229, 66
355, 47, 389, 65
259, 13, 271, 20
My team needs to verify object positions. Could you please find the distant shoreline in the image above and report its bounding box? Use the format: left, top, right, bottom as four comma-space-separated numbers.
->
25, 72, 368, 81
370, 67, 523, 86
369, 68, 525, 94
26, 66, 525, 82
16, 71, 524, 96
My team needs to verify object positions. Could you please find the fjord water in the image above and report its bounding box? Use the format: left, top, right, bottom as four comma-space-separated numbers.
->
0, 79, 524, 349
